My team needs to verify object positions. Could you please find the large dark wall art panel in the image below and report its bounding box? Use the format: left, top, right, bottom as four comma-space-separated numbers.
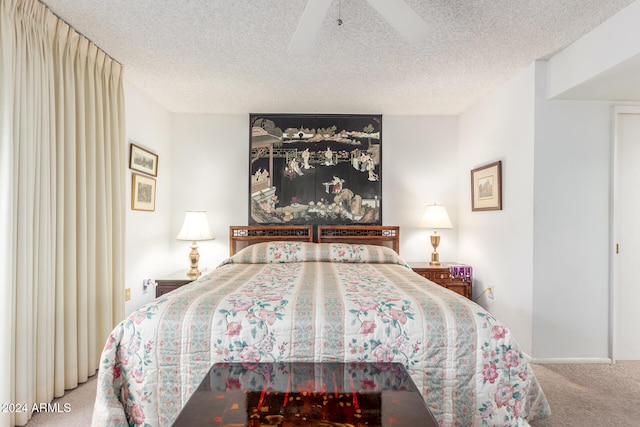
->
249, 114, 382, 225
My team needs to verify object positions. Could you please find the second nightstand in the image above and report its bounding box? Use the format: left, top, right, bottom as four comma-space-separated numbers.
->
408, 262, 473, 300
155, 270, 194, 297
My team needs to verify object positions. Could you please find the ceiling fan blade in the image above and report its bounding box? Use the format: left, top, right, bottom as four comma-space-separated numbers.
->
366, 0, 429, 44
287, 0, 334, 55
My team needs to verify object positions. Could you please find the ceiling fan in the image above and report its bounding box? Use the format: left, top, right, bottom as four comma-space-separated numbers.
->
288, 0, 430, 54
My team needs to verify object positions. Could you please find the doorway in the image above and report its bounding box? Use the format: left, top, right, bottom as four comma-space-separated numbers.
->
612, 106, 640, 360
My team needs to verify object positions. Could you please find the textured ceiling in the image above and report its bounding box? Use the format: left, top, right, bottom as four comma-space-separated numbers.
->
40, 0, 635, 115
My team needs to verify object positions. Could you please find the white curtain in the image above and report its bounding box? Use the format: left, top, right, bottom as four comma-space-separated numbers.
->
0, 1, 125, 426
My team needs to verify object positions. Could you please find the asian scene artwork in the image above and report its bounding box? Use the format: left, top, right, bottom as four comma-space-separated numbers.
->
249, 114, 382, 225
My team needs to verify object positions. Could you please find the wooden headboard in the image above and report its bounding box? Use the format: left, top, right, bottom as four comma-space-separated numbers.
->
317, 225, 400, 254
229, 225, 313, 256
229, 225, 400, 255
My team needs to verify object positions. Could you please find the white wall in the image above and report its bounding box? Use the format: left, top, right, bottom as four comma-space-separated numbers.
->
458, 63, 537, 355
535, 0, 640, 361
533, 63, 616, 361
458, 58, 632, 361
169, 114, 248, 270
124, 81, 175, 314
380, 116, 459, 261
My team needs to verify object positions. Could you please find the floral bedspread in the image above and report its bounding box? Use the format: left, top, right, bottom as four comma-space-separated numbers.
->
92, 242, 550, 426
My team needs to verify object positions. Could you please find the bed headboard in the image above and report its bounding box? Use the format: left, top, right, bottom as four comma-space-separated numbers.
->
229, 225, 313, 256
229, 225, 400, 255
317, 225, 400, 254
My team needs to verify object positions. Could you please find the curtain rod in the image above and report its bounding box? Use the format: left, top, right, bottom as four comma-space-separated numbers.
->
39, 0, 124, 67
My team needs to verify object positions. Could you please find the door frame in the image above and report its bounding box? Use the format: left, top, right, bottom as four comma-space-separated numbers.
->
611, 105, 640, 362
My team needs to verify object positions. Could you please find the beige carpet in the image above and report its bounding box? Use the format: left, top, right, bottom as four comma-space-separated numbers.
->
25, 376, 97, 427
24, 362, 640, 426
529, 361, 640, 427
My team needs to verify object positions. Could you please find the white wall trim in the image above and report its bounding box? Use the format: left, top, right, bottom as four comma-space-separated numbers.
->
531, 357, 612, 365
610, 106, 619, 363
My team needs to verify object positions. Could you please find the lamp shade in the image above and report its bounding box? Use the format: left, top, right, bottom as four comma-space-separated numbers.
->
176, 211, 215, 241
419, 204, 453, 229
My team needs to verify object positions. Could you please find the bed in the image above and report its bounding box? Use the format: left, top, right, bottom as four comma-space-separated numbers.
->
92, 225, 550, 426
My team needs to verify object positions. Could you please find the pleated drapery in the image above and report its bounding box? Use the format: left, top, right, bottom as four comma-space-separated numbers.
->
0, 1, 126, 425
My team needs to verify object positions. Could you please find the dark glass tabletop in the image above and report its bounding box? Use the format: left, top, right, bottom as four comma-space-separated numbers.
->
172, 362, 438, 427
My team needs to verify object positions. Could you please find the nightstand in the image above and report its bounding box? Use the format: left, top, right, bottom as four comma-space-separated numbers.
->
408, 262, 473, 300
155, 270, 194, 297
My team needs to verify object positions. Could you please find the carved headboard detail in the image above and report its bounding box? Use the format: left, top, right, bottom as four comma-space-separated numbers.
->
317, 225, 400, 254
229, 225, 400, 255
229, 225, 313, 256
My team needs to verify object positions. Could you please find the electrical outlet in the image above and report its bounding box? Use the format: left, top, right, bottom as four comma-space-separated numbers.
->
142, 278, 153, 294
487, 286, 494, 300
125, 288, 131, 301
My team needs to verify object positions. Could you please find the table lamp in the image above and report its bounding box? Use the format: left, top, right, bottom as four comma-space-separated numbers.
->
176, 211, 215, 279
419, 204, 453, 265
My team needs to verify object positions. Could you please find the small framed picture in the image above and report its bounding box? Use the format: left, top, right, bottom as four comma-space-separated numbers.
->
129, 142, 158, 177
131, 173, 156, 211
471, 160, 502, 211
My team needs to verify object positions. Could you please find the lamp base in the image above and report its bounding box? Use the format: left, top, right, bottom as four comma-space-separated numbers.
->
429, 232, 441, 266
186, 268, 200, 280
187, 242, 201, 280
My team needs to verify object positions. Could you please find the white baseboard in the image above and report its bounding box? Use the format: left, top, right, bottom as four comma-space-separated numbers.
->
531, 357, 612, 364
